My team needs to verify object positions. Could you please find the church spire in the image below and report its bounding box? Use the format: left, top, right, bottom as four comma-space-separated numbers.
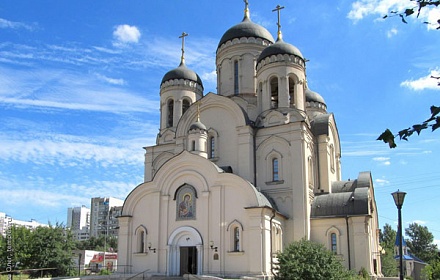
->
243, 0, 250, 19
179, 32, 188, 65
272, 4, 285, 41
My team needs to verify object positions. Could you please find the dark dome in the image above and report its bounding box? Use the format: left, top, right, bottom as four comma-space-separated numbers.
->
161, 62, 203, 89
189, 121, 206, 131
257, 39, 304, 63
305, 88, 326, 104
218, 17, 274, 48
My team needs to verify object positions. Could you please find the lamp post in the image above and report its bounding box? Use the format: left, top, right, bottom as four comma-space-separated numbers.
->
392, 190, 406, 280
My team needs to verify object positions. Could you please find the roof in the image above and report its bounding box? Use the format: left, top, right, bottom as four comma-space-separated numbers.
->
218, 16, 274, 49
257, 39, 304, 64
311, 172, 372, 218
305, 88, 326, 105
161, 62, 203, 88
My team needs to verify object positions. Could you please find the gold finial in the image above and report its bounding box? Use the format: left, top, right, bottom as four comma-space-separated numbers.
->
243, 0, 250, 19
272, 5, 285, 41
196, 101, 201, 122
179, 32, 188, 64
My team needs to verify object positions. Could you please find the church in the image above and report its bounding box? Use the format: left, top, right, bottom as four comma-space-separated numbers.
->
118, 2, 382, 278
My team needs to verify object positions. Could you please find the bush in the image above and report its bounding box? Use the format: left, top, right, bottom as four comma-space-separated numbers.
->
275, 239, 355, 280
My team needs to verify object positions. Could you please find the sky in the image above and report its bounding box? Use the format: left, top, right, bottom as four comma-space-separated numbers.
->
1, 0, 440, 244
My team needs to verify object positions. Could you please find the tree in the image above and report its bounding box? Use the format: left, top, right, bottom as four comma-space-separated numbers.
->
75, 235, 118, 252
275, 239, 355, 280
405, 222, 438, 263
0, 224, 76, 278
377, 1, 440, 148
377, 106, 440, 148
379, 224, 398, 277
383, 0, 440, 29
422, 260, 440, 279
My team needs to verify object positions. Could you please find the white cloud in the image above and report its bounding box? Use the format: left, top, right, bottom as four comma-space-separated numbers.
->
0, 18, 35, 30
387, 27, 398, 38
401, 69, 440, 91
94, 73, 126, 85
375, 178, 390, 186
113, 24, 141, 44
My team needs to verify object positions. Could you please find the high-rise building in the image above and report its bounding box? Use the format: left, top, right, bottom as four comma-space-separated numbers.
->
67, 205, 90, 240
0, 212, 48, 236
90, 197, 123, 238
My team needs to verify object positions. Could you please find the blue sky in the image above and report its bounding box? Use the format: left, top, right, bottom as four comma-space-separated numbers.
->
1, 0, 440, 244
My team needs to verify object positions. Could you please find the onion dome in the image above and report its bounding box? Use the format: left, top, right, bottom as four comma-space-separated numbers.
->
305, 88, 326, 105
161, 62, 204, 89
189, 120, 207, 131
257, 38, 304, 64
217, 3, 274, 49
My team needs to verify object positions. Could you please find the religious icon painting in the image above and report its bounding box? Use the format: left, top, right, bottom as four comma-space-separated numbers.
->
175, 184, 197, 220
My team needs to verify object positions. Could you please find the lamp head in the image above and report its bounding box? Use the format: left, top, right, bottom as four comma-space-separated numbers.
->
392, 190, 406, 208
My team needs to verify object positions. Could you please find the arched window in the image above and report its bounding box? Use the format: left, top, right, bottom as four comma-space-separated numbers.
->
135, 226, 147, 253
182, 99, 190, 115
331, 233, 337, 254
167, 99, 174, 127
234, 60, 239, 95
227, 220, 243, 253
209, 136, 215, 158
191, 140, 196, 151
233, 227, 240, 252
272, 158, 279, 181
288, 77, 295, 107
270, 77, 278, 108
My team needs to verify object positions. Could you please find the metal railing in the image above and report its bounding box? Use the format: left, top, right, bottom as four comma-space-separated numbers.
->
125, 269, 150, 280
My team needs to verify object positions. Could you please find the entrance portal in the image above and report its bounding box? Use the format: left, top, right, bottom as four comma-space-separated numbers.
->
179, 246, 197, 275
167, 226, 203, 276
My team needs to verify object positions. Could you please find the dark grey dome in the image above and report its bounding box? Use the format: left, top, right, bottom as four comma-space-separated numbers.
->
257, 39, 304, 63
218, 17, 274, 49
305, 88, 326, 105
189, 121, 206, 131
161, 62, 203, 89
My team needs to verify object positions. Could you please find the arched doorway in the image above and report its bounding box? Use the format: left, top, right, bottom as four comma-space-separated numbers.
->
167, 226, 203, 276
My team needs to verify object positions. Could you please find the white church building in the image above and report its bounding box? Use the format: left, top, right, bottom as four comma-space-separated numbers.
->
118, 2, 382, 278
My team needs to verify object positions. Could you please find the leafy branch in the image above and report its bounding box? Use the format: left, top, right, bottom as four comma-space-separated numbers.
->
382, 0, 440, 29
377, 105, 440, 148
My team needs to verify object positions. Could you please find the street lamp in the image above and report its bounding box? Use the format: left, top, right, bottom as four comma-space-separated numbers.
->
392, 190, 406, 280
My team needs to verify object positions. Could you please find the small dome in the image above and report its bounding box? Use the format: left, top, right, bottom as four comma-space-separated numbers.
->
189, 121, 206, 131
305, 88, 326, 105
161, 62, 203, 89
218, 16, 274, 49
257, 39, 304, 64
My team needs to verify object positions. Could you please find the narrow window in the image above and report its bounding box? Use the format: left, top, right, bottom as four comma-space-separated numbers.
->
233, 227, 240, 252
270, 77, 278, 108
138, 230, 145, 253
331, 233, 337, 254
192, 140, 196, 151
209, 136, 215, 158
272, 158, 279, 181
234, 60, 239, 95
288, 77, 295, 107
167, 100, 174, 127
182, 99, 190, 115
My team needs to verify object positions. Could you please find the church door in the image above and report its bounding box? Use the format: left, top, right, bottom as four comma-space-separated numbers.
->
179, 246, 197, 275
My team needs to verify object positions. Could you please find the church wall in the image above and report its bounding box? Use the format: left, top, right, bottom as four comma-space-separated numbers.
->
160, 87, 199, 130
311, 216, 379, 277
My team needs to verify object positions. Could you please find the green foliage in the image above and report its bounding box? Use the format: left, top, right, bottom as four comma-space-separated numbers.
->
422, 260, 440, 280
0, 224, 76, 278
75, 235, 118, 252
379, 224, 398, 277
378, 105, 440, 148
275, 239, 355, 280
405, 223, 438, 263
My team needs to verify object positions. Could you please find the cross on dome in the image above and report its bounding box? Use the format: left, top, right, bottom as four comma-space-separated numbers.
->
272, 4, 285, 41
179, 32, 189, 64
